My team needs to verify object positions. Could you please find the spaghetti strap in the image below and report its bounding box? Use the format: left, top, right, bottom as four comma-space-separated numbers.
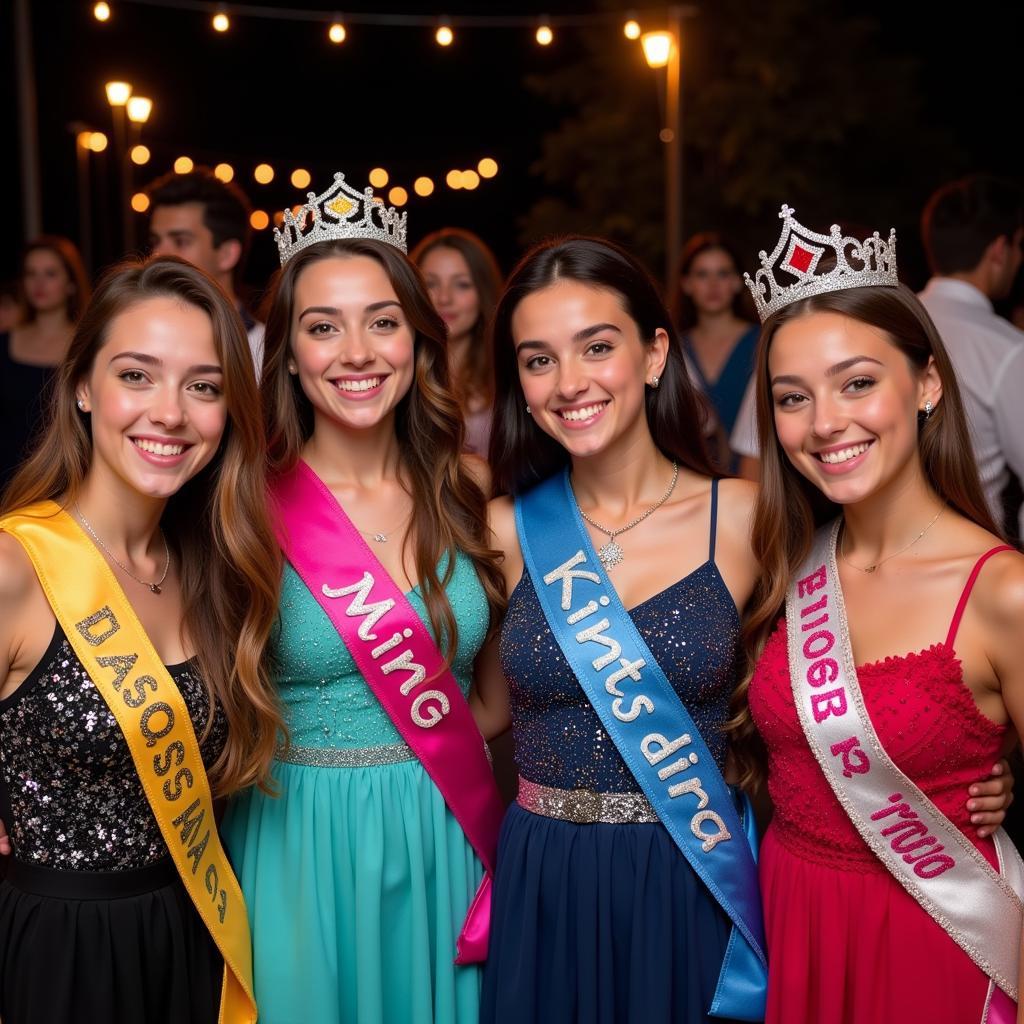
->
944, 544, 1015, 649
708, 478, 720, 563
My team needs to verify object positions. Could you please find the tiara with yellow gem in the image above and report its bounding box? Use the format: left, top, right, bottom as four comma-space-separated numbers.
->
274, 172, 408, 266
744, 204, 898, 323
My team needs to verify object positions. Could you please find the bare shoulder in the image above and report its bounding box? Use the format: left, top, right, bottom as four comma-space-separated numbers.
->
0, 533, 40, 607
971, 545, 1024, 631
712, 477, 758, 560
487, 495, 519, 552
460, 452, 492, 495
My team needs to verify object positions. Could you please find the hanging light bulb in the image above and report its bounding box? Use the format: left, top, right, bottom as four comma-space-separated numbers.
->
624, 19, 642, 40
536, 22, 554, 46
328, 20, 346, 44
93, 3, 111, 22
212, 8, 230, 33
435, 19, 454, 46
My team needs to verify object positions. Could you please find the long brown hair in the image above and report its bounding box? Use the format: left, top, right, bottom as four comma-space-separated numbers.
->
23, 235, 91, 323
669, 232, 754, 332
410, 227, 503, 408
728, 283, 999, 789
261, 238, 506, 652
2, 255, 284, 798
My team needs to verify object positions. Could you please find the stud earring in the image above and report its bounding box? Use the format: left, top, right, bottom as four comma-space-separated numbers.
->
526, 405, 532, 414
77, 398, 86, 411
287, 361, 298, 375
649, 375, 660, 389
924, 400, 933, 419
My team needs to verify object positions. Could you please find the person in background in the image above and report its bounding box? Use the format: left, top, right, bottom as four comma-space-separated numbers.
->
146, 166, 265, 370
919, 175, 1024, 540
672, 233, 759, 470
411, 228, 502, 456
0, 280, 26, 335
1, 236, 90, 489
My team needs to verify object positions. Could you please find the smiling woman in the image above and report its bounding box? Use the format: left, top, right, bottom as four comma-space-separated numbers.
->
0, 255, 283, 1024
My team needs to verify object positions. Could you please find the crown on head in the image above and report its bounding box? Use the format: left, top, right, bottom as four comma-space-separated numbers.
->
744, 204, 898, 322
273, 172, 408, 266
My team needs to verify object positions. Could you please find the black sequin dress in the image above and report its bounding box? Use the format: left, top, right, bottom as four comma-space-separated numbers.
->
0, 621, 227, 1024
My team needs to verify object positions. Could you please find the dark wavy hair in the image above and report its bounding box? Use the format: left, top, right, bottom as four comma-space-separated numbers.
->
727, 283, 999, 790
261, 237, 506, 651
489, 235, 717, 495
2, 255, 284, 797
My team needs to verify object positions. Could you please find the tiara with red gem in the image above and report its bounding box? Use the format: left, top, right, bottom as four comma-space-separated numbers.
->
744, 204, 898, 323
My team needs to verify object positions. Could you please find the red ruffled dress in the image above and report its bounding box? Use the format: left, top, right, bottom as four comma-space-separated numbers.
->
748, 547, 1014, 1024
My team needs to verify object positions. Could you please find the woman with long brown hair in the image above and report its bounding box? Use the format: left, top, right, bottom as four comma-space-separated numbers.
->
0, 255, 282, 1023
411, 227, 503, 456
737, 207, 1024, 1023
220, 175, 505, 1024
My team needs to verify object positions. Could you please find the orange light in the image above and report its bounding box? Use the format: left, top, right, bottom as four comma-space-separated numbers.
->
126, 96, 152, 124
214, 162, 234, 183
174, 156, 194, 174
388, 186, 408, 207
291, 168, 311, 189
435, 24, 454, 46
461, 169, 480, 191
254, 163, 274, 184
273, 210, 285, 227
77, 131, 93, 150
477, 157, 498, 179
446, 169, 463, 190
131, 192, 150, 213
536, 25, 553, 46
212, 12, 230, 33
328, 21, 346, 44
130, 144, 151, 165
93, 2, 111, 22
87, 131, 108, 153
624, 19, 641, 40
250, 210, 270, 230
641, 30, 673, 69
413, 176, 435, 197
105, 81, 131, 106
369, 167, 389, 188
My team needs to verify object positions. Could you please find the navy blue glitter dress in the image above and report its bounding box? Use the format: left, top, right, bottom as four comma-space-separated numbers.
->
481, 479, 746, 1024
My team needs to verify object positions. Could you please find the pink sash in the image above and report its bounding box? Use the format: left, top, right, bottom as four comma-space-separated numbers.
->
271, 460, 504, 963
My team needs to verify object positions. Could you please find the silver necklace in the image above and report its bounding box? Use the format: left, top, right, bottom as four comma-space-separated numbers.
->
573, 461, 680, 569
74, 503, 171, 594
839, 508, 944, 574
356, 512, 410, 544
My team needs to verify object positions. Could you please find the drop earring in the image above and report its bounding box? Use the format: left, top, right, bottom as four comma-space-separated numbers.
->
924, 400, 933, 419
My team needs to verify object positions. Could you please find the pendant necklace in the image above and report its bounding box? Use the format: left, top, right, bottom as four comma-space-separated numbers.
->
572, 461, 679, 569
74, 503, 171, 594
839, 507, 944, 574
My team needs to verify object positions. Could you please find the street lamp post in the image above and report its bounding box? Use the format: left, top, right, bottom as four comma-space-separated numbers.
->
126, 96, 153, 250
105, 81, 132, 252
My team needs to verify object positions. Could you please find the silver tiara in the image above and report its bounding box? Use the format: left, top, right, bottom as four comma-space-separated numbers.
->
744, 204, 898, 322
274, 172, 408, 266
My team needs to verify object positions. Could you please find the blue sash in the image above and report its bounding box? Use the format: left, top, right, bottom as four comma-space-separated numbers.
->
516, 470, 767, 1022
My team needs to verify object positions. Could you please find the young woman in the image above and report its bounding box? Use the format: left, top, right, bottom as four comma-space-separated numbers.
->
673, 233, 759, 469
0, 255, 282, 1024
735, 208, 1024, 1023
411, 227, 502, 456
471, 235, 1015, 1024
221, 178, 506, 1024
1, 236, 91, 488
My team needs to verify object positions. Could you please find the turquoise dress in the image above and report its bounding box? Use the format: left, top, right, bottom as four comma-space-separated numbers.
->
222, 555, 489, 1024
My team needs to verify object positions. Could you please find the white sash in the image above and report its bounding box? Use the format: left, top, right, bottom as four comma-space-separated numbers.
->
786, 520, 1024, 1002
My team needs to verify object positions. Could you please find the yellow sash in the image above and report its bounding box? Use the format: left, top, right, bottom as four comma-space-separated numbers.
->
1, 502, 256, 1024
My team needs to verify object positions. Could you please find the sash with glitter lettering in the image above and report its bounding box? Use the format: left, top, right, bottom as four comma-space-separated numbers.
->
0, 503, 256, 1024
788, 521, 1023, 1019
270, 460, 504, 963
517, 471, 767, 1022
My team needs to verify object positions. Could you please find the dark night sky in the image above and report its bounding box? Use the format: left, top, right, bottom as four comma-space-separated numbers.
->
6, 1, 1022, 292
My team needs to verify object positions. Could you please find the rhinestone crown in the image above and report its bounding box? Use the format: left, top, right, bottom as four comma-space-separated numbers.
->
744, 204, 898, 323
274, 172, 408, 266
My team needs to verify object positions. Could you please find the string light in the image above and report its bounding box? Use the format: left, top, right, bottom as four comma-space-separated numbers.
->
623, 19, 641, 40
477, 157, 498, 178
413, 176, 435, 197
174, 155, 194, 174
131, 192, 150, 213
388, 186, 408, 207
250, 210, 270, 230
130, 145, 151, 165
328, 21, 346, 44
291, 168, 311, 189
461, 169, 480, 190
445, 169, 463, 190
93, 2, 111, 22
369, 167, 389, 188
212, 9, 230, 33
79, 131, 108, 153
536, 24, 554, 46
254, 163, 275, 184
214, 162, 234, 182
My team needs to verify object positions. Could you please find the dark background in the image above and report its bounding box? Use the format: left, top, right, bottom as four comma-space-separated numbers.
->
6, 0, 1022, 297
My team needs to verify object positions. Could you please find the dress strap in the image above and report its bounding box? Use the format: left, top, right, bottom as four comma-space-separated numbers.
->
945, 544, 1016, 649
709, 477, 720, 563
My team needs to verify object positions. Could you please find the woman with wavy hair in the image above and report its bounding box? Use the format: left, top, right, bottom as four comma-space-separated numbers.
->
411, 227, 503, 456
221, 177, 506, 1024
736, 208, 1024, 1023
0, 255, 282, 1024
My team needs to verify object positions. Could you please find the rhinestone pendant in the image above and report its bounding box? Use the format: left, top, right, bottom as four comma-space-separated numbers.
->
864, 564, 877, 574
597, 540, 624, 569
372, 533, 388, 544
149, 584, 162, 594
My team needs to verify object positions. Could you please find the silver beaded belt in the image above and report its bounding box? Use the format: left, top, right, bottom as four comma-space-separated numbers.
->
275, 741, 416, 768
517, 777, 661, 825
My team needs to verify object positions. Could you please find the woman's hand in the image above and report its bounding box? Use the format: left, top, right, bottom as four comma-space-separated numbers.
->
967, 759, 1014, 838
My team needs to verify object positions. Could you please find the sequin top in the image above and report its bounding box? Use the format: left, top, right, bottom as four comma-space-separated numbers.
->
749, 622, 1006, 872
274, 552, 489, 749
0, 622, 226, 871
501, 483, 741, 793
